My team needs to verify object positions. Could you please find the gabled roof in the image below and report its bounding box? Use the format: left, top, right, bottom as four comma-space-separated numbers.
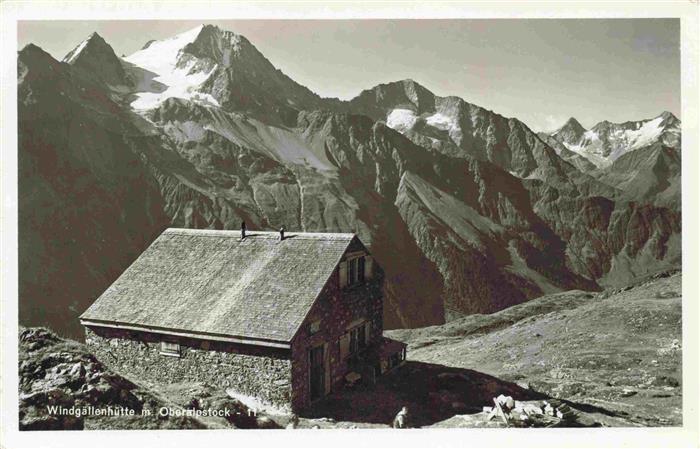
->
80, 228, 357, 344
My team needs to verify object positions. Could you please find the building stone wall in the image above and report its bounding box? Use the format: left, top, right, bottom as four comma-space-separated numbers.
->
85, 327, 293, 411
83, 238, 386, 413
290, 238, 385, 410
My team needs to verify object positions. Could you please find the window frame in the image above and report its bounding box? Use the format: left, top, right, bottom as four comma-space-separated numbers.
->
346, 255, 365, 287
345, 321, 370, 358
357, 256, 365, 283
349, 326, 359, 355
348, 257, 357, 286
160, 341, 181, 357
340, 252, 372, 288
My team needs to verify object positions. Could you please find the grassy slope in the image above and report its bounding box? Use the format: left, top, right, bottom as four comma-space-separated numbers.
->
387, 272, 682, 426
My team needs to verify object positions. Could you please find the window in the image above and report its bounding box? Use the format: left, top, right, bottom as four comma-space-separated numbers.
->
347, 256, 364, 286
308, 320, 321, 335
348, 258, 357, 285
349, 326, 361, 355
160, 341, 180, 357
357, 257, 365, 282
340, 254, 372, 288
340, 321, 371, 359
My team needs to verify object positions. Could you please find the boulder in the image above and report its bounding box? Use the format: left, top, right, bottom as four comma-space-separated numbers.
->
20, 412, 83, 431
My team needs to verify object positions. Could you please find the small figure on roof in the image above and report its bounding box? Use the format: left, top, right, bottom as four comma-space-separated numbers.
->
241, 220, 246, 239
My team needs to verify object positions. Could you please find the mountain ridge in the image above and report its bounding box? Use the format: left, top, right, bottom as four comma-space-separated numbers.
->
62, 32, 131, 87
547, 111, 681, 169
18, 26, 682, 338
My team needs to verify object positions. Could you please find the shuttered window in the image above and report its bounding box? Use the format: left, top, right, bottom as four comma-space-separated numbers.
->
341, 254, 371, 288
339, 333, 350, 359
340, 320, 371, 359
364, 255, 373, 279
323, 342, 331, 395
349, 326, 360, 354
348, 258, 357, 286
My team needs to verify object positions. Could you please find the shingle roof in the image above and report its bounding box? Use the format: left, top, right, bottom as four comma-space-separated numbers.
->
80, 228, 356, 343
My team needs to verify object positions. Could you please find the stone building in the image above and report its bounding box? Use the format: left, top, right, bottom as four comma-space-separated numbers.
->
80, 227, 406, 412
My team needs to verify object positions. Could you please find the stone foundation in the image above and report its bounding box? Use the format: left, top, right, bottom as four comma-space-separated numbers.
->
85, 327, 293, 411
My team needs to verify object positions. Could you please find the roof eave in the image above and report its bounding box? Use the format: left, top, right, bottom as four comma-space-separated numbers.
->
80, 318, 292, 349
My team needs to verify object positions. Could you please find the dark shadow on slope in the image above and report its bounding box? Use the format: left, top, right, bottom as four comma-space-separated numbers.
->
299, 361, 546, 427
121, 60, 167, 94
556, 397, 634, 421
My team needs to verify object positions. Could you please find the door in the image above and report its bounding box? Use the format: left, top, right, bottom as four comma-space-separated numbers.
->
309, 345, 325, 402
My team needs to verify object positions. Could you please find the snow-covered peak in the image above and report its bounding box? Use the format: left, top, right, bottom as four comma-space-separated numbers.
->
123, 25, 219, 110
178, 24, 258, 68
125, 25, 205, 75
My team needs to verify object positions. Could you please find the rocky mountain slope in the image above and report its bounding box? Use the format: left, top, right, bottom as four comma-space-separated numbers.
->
18, 25, 682, 338
592, 142, 681, 210
62, 33, 131, 87
346, 80, 618, 200
18, 44, 171, 338
388, 271, 682, 427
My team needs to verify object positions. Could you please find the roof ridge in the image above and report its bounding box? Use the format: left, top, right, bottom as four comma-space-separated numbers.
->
163, 228, 356, 240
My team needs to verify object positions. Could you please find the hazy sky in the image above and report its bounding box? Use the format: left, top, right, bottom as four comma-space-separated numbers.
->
18, 19, 680, 132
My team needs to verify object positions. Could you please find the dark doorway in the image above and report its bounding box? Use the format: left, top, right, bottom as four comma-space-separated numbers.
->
309, 345, 325, 402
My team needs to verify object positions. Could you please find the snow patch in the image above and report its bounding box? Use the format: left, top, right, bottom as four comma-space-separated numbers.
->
562, 140, 611, 169
386, 109, 418, 131
425, 112, 458, 132
425, 110, 463, 144
622, 117, 664, 150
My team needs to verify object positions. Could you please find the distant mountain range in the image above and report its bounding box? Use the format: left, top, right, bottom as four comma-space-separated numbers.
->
18, 25, 681, 338
539, 113, 681, 208
544, 113, 680, 169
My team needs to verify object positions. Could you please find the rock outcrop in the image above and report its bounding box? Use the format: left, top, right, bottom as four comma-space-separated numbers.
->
18, 327, 206, 430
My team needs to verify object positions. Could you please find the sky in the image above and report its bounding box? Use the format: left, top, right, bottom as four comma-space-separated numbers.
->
17, 19, 680, 132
